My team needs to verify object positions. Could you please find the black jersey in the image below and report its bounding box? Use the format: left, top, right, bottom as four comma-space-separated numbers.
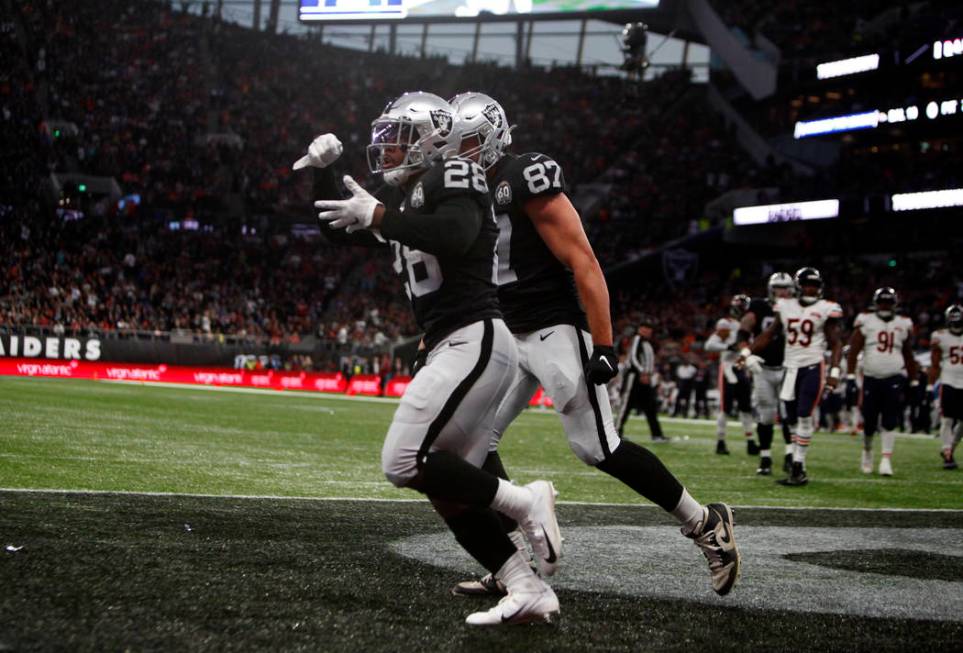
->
748, 297, 784, 366
489, 152, 586, 334
385, 158, 501, 348
315, 158, 501, 351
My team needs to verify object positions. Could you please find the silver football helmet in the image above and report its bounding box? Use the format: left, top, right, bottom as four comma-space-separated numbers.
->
367, 92, 460, 187
449, 92, 513, 170
767, 272, 794, 302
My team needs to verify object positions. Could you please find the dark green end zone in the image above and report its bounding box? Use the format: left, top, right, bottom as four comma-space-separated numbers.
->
2, 492, 961, 652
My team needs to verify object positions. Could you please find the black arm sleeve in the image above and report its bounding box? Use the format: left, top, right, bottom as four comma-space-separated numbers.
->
380, 195, 483, 257
312, 167, 385, 248
313, 166, 344, 202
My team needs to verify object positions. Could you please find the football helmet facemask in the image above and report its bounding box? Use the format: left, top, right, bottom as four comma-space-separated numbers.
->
448, 92, 513, 170
367, 92, 460, 187
872, 287, 898, 321
794, 267, 823, 306
946, 304, 963, 335
729, 294, 751, 319
767, 272, 794, 303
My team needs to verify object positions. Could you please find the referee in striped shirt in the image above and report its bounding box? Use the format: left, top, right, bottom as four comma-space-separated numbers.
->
617, 317, 667, 441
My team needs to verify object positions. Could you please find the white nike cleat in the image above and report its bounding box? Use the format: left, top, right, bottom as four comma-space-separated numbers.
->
861, 449, 873, 474
518, 481, 562, 576
879, 456, 893, 476
685, 503, 741, 596
464, 581, 560, 626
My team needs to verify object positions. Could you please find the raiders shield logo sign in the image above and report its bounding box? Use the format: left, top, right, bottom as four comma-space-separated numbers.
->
482, 103, 503, 128
410, 182, 425, 208
495, 181, 512, 205
430, 110, 453, 137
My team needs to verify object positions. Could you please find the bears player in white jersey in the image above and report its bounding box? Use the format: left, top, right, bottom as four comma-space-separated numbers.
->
447, 91, 742, 599
747, 267, 844, 486
297, 92, 563, 625
705, 295, 756, 456
846, 288, 917, 476
929, 304, 963, 470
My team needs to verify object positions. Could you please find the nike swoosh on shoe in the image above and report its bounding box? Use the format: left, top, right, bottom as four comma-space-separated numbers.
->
541, 527, 557, 563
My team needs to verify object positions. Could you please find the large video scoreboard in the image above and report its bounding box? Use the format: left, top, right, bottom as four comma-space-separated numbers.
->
299, 0, 659, 22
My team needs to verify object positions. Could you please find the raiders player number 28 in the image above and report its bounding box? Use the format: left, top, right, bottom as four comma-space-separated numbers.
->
297, 92, 565, 626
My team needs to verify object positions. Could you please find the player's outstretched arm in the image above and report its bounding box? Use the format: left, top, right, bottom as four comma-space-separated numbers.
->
525, 193, 612, 347
736, 312, 757, 349
902, 331, 919, 381
705, 329, 730, 353
378, 196, 483, 257
749, 314, 781, 355
846, 328, 864, 376
928, 343, 941, 388
825, 319, 843, 388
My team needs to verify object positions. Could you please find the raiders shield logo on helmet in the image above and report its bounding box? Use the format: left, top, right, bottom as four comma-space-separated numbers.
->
429, 110, 453, 137
410, 182, 425, 208
495, 181, 512, 206
482, 103, 503, 128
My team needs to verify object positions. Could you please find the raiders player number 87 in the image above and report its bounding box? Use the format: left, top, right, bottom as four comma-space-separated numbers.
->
448, 92, 742, 600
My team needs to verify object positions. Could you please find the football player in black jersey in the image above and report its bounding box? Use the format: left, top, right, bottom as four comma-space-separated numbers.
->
447, 92, 741, 599
295, 92, 562, 626
736, 272, 795, 475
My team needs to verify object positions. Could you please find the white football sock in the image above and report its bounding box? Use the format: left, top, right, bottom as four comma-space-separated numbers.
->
880, 430, 896, 456
940, 417, 955, 453
794, 416, 814, 465
863, 433, 873, 452
672, 489, 705, 535
760, 448, 772, 458
490, 479, 533, 522
716, 410, 727, 439
740, 411, 754, 438
508, 529, 528, 555
495, 550, 540, 592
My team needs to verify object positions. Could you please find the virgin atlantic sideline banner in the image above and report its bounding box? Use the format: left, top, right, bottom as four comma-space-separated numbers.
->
1, 359, 556, 405
0, 358, 348, 394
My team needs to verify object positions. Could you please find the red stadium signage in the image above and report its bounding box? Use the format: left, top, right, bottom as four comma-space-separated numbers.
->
0, 359, 560, 410
383, 376, 412, 397
0, 358, 348, 394
345, 374, 383, 396
528, 387, 555, 408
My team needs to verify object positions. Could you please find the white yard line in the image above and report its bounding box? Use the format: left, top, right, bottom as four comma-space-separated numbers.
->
1, 487, 960, 512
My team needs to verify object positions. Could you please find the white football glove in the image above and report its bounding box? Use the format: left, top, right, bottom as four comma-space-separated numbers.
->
743, 354, 764, 375
315, 176, 380, 234
292, 133, 343, 170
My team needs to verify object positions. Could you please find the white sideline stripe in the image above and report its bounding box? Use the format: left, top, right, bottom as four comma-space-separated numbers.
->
1, 487, 961, 512
100, 380, 402, 404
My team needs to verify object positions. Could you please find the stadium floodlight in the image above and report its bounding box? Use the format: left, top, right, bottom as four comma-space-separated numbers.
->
816, 53, 880, 80
733, 199, 840, 225
933, 37, 963, 60
793, 111, 879, 139
620, 22, 649, 73
891, 188, 963, 212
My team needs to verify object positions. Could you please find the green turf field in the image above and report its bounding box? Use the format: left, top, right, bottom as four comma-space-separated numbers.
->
1, 377, 962, 651
1, 377, 959, 508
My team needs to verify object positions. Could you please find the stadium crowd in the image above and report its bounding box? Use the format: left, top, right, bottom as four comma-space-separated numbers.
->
3, 0, 961, 380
